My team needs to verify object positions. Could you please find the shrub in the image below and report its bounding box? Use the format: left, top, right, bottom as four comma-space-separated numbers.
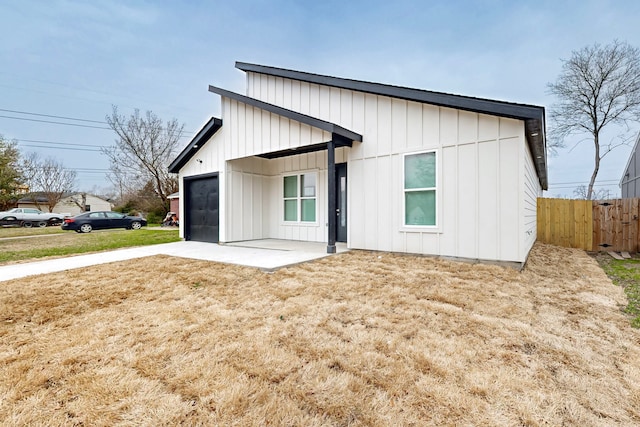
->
146, 212, 162, 224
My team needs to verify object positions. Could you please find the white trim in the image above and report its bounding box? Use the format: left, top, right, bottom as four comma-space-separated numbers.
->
280, 169, 320, 226
401, 150, 438, 230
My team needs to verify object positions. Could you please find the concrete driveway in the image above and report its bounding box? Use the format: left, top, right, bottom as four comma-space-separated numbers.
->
0, 240, 348, 283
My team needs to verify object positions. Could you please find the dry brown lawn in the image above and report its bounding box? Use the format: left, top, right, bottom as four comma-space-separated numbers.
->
1, 243, 640, 426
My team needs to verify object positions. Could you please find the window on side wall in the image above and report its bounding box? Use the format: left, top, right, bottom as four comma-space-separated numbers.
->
283, 172, 317, 223
404, 151, 436, 226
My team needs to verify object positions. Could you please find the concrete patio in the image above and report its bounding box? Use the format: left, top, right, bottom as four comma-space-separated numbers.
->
0, 239, 349, 283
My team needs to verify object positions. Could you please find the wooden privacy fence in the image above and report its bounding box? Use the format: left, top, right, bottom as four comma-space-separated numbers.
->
537, 198, 640, 252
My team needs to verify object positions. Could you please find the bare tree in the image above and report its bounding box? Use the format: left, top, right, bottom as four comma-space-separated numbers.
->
103, 106, 183, 211
68, 192, 88, 212
22, 153, 77, 212
573, 184, 612, 200
548, 40, 640, 199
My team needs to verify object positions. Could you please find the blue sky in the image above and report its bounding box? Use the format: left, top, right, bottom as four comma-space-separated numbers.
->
2, 0, 640, 197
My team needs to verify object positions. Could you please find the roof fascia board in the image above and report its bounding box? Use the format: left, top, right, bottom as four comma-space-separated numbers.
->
256, 138, 352, 159
208, 85, 362, 142
168, 117, 222, 173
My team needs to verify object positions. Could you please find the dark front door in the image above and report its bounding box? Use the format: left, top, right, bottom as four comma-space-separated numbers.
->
185, 174, 219, 243
336, 163, 347, 242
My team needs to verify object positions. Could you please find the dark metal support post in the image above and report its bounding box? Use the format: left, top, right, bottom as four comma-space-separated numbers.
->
327, 137, 337, 253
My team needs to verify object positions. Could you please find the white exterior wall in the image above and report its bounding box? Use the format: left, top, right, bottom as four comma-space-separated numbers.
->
179, 103, 347, 244
177, 125, 227, 240
219, 96, 336, 243
55, 194, 112, 215
522, 141, 543, 261
225, 148, 348, 243
224, 98, 331, 160
20, 194, 112, 215
241, 72, 537, 263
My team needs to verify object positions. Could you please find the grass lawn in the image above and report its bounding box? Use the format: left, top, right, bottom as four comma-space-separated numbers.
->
0, 228, 180, 264
0, 225, 66, 238
594, 253, 640, 328
1, 243, 639, 425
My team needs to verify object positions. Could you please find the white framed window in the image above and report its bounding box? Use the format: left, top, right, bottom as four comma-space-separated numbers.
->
283, 172, 317, 223
403, 151, 437, 227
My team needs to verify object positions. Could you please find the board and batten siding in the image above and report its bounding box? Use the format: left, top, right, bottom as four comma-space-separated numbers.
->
621, 135, 640, 198
223, 98, 331, 160
243, 72, 533, 263
522, 141, 542, 260
177, 125, 227, 240
178, 95, 337, 243
220, 95, 332, 242
225, 149, 348, 243
346, 115, 524, 262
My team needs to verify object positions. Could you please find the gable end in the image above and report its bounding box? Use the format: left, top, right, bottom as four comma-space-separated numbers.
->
168, 117, 222, 174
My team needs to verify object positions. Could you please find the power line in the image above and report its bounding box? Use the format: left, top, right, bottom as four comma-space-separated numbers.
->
549, 183, 620, 189
0, 76, 204, 124
0, 106, 198, 136
548, 181, 620, 185
15, 138, 111, 153
0, 108, 106, 124
548, 179, 620, 185
19, 144, 103, 152
15, 138, 109, 149
0, 114, 111, 130
63, 167, 111, 174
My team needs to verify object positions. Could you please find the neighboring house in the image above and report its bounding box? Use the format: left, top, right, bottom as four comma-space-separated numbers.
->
621, 132, 640, 198
169, 62, 547, 266
18, 193, 112, 215
168, 192, 180, 215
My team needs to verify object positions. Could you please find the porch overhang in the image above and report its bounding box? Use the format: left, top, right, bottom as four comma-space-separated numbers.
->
256, 137, 353, 159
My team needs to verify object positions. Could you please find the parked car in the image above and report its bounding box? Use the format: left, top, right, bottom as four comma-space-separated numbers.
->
61, 211, 147, 233
0, 208, 65, 227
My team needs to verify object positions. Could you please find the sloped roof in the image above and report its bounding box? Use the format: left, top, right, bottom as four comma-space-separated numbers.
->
168, 117, 222, 174
18, 192, 109, 204
620, 131, 640, 187
208, 85, 362, 142
169, 91, 363, 172
236, 62, 548, 190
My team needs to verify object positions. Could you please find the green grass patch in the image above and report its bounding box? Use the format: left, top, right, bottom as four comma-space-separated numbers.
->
0, 229, 180, 264
595, 255, 640, 328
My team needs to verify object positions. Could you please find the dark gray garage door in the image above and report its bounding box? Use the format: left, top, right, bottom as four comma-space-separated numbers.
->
185, 174, 219, 243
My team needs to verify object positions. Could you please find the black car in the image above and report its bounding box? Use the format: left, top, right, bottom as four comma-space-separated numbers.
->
61, 211, 147, 233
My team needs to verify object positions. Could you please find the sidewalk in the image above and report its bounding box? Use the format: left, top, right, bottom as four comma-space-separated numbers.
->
0, 240, 348, 282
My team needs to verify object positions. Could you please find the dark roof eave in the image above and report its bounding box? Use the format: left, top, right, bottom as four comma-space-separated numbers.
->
524, 119, 548, 190
168, 117, 223, 173
208, 85, 362, 143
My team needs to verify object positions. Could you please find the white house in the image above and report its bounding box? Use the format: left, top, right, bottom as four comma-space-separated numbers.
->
54, 194, 113, 215
169, 62, 547, 267
18, 193, 112, 215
